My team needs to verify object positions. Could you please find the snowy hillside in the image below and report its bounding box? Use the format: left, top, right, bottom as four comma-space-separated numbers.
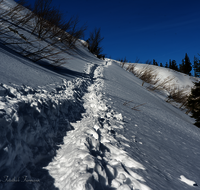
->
0, 0, 200, 190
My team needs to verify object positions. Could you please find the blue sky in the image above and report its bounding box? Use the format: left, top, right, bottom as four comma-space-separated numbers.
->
28, 0, 200, 66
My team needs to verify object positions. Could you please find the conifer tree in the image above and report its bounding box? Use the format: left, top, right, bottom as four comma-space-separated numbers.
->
193, 56, 200, 77
171, 60, 179, 71
169, 59, 172, 69
180, 53, 192, 75
153, 59, 158, 66
187, 81, 200, 127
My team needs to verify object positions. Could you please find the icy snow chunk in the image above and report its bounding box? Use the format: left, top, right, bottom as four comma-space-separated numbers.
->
100, 136, 110, 143
62, 79, 67, 84
118, 173, 126, 181
117, 184, 131, 190
106, 112, 112, 118
30, 101, 38, 107
86, 128, 99, 140
106, 143, 145, 170
67, 81, 72, 87
116, 134, 130, 141
179, 175, 197, 186
0, 102, 6, 110
120, 141, 130, 147
4, 147, 8, 152
111, 179, 121, 188
114, 113, 123, 121
93, 124, 100, 131
2, 84, 18, 97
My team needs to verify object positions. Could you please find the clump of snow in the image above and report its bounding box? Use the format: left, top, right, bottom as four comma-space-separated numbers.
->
180, 175, 198, 186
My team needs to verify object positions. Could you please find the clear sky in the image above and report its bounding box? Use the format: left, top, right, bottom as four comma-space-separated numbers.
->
28, 0, 200, 66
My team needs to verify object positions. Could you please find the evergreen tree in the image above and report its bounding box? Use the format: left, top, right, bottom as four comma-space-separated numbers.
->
160, 63, 163, 67
169, 59, 172, 69
153, 59, 158, 66
193, 56, 200, 77
180, 53, 192, 75
165, 62, 168, 68
145, 60, 152, 64
171, 60, 179, 71
187, 81, 200, 127
179, 59, 185, 73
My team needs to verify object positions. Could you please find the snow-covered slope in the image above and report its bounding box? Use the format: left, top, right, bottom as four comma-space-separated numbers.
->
112, 60, 199, 92
102, 61, 200, 190
0, 1, 200, 190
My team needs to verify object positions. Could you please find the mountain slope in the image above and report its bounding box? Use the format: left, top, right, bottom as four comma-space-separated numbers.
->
102, 60, 200, 189
0, 0, 200, 189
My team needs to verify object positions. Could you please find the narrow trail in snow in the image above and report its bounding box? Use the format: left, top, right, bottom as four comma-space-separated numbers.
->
46, 62, 151, 190
0, 61, 150, 190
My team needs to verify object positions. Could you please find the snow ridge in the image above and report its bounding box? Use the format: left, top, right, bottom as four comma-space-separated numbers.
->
46, 62, 151, 190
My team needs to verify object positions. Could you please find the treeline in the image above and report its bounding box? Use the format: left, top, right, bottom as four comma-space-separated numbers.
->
147, 53, 200, 77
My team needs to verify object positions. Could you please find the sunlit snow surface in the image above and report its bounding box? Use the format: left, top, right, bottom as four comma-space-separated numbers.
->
45, 63, 150, 190
180, 175, 197, 187
0, 0, 200, 189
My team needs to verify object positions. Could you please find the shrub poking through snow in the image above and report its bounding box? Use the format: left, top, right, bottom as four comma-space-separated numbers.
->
119, 57, 128, 68
124, 63, 192, 109
187, 81, 200, 127
166, 86, 189, 104
147, 76, 175, 91
135, 65, 158, 85
123, 99, 146, 111
0, 0, 86, 66
126, 63, 136, 74
87, 28, 105, 59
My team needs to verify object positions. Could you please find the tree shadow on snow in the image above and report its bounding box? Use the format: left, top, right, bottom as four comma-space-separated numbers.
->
0, 42, 90, 82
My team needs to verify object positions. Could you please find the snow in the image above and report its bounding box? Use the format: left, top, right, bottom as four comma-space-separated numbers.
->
180, 175, 197, 187
0, 0, 200, 189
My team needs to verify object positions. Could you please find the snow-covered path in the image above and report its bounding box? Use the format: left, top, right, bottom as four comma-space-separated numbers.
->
0, 61, 151, 190
46, 62, 151, 190
1, 56, 200, 190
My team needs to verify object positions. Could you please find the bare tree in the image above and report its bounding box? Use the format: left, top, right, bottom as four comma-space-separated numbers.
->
87, 28, 104, 59
0, 0, 87, 66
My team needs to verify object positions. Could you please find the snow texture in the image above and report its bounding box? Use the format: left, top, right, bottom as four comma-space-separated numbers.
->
45, 63, 150, 190
0, 1, 200, 190
179, 175, 198, 187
